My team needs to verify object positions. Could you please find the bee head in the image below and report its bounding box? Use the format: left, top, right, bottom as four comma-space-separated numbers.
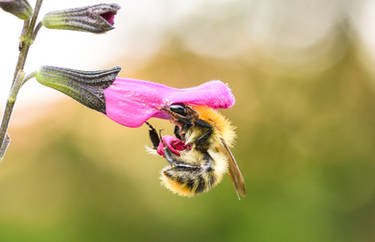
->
169, 103, 188, 116
162, 103, 198, 128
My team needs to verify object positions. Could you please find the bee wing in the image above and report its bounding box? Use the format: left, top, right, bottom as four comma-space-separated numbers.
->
220, 138, 246, 199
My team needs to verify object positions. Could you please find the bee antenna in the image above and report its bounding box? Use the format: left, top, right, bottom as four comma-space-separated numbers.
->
158, 129, 166, 146
145, 121, 152, 128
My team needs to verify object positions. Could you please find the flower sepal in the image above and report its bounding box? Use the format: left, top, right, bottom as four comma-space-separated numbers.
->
36, 66, 121, 114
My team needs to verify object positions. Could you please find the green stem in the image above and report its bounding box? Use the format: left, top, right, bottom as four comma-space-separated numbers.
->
32, 22, 43, 41
12, 0, 43, 85
0, 71, 24, 160
0, 0, 43, 160
0, 134, 10, 159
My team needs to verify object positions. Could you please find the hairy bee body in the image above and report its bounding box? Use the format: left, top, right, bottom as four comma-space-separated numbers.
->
158, 106, 237, 197
160, 142, 229, 196
146, 104, 245, 198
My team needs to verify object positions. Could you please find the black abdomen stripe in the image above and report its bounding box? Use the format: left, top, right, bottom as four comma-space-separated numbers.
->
163, 167, 217, 194
195, 175, 206, 193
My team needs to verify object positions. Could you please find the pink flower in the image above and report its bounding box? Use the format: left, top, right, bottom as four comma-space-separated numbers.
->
103, 78, 235, 127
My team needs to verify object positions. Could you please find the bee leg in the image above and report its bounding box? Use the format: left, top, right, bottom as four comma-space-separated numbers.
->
162, 135, 212, 172
159, 133, 198, 170
145, 122, 160, 150
202, 152, 214, 172
158, 129, 180, 166
194, 119, 213, 149
164, 147, 194, 168
163, 148, 202, 176
174, 125, 182, 140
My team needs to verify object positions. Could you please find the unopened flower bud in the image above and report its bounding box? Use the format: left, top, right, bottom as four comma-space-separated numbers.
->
42, 3, 120, 33
36, 66, 121, 114
0, 0, 32, 20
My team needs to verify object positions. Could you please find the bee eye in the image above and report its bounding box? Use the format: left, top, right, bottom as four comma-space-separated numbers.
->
169, 104, 187, 116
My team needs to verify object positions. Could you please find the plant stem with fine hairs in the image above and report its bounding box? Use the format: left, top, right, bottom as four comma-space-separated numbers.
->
0, 0, 44, 160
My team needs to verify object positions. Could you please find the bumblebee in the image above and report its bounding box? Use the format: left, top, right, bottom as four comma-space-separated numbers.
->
146, 103, 246, 198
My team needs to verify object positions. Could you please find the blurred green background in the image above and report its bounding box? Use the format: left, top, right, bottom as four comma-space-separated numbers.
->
1, 1, 375, 242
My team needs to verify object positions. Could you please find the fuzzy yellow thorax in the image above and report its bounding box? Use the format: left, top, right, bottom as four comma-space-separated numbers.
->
192, 105, 236, 147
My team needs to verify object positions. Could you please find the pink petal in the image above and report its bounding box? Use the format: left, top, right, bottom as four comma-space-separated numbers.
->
104, 78, 235, 128
156, 135, 187, 157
